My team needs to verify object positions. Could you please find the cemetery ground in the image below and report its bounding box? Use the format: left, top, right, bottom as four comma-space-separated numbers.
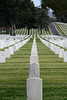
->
0, 36, 33, 100
0, 29, 67, 100
54, 22, 67, 36
37, 36, 67, 100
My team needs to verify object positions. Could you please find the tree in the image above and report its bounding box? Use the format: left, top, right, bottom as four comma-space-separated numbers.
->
36, 7, 49, 35
0, 0, 34, 35
0, 0, 20, 35
18, 0, 36, 35
0, 0, 49, 36
42, 0, 67, 22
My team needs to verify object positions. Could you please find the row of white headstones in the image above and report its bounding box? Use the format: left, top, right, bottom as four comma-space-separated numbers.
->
45, 35, 67, 49
16, 28, 28, 35
55, 22, 67, 35
0, 34, 32, 63
0, 34, 29, 49
38, 34, 67, 62
27, 35, 42, 100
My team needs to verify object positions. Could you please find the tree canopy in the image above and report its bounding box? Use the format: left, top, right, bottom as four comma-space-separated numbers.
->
42, 0, 67, 22
0, 0, 50, 35
0, 0, 35, 35
36, 8, 49, 34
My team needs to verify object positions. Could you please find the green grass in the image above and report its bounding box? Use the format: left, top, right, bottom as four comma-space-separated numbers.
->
54, 23, 66, 37
0, 32, 67, 100
42, 28, 52, 35
36, 36, 67, 100
0, 36, 33, 100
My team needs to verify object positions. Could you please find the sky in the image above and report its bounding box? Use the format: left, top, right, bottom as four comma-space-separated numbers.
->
31, 0, 41, 7
31, 0, 54, 18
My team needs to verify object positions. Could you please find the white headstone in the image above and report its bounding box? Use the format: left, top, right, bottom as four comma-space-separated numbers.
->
9, 46, 14, 55
29, 63, 39, 78
0, 40, 5, 49
55, 46, 59, 54
52, 45, 55, 52
13, 45, 17, 52
27, 77, 42, 100
32, 47, 37, 52
48, 42, 51, 48
64, 51, 67, 62
5, 49, 10, 58
51, 44, 54, 51
30, 56, 38, 63
15, 44, 19, 51
0, 51, 5, 63
31, 51, 38, 56
59, 48, 64, 58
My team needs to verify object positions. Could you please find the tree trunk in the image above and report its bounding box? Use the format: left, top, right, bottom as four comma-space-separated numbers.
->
10, 28, 13, 36
10, 21, 13, 36
61, 16, 64, 22
28, 28, 29, 35
40, 25, 42, 35
6, 27, 10, 34
13, 24, 16, 36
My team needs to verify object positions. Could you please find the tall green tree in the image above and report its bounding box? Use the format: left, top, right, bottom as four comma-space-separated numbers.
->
36, 7, 49, 35
42, 0, 67, 22
0, 0, 20, 35
0, 0, 35, 35
0, 0, 49, 36
18, 0, 36, 35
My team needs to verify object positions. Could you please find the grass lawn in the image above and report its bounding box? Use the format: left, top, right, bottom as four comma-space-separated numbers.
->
36, 36, 67, 100
0, 32, 67, 100
54, 23, 66, 37
0, 36, 33, 100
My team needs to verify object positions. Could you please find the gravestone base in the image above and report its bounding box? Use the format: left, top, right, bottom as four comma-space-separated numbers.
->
9, 46, 14, 55
64, 51, 67, 62
5, 49, 10, 58
0, 51, 5, 63
27, 77, 42, 100
59, 48, 64, 58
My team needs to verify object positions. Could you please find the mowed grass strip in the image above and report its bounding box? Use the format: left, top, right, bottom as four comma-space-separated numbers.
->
36, 37, 67, 100
54, 23, 66, 36
0, 37, 33, 100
